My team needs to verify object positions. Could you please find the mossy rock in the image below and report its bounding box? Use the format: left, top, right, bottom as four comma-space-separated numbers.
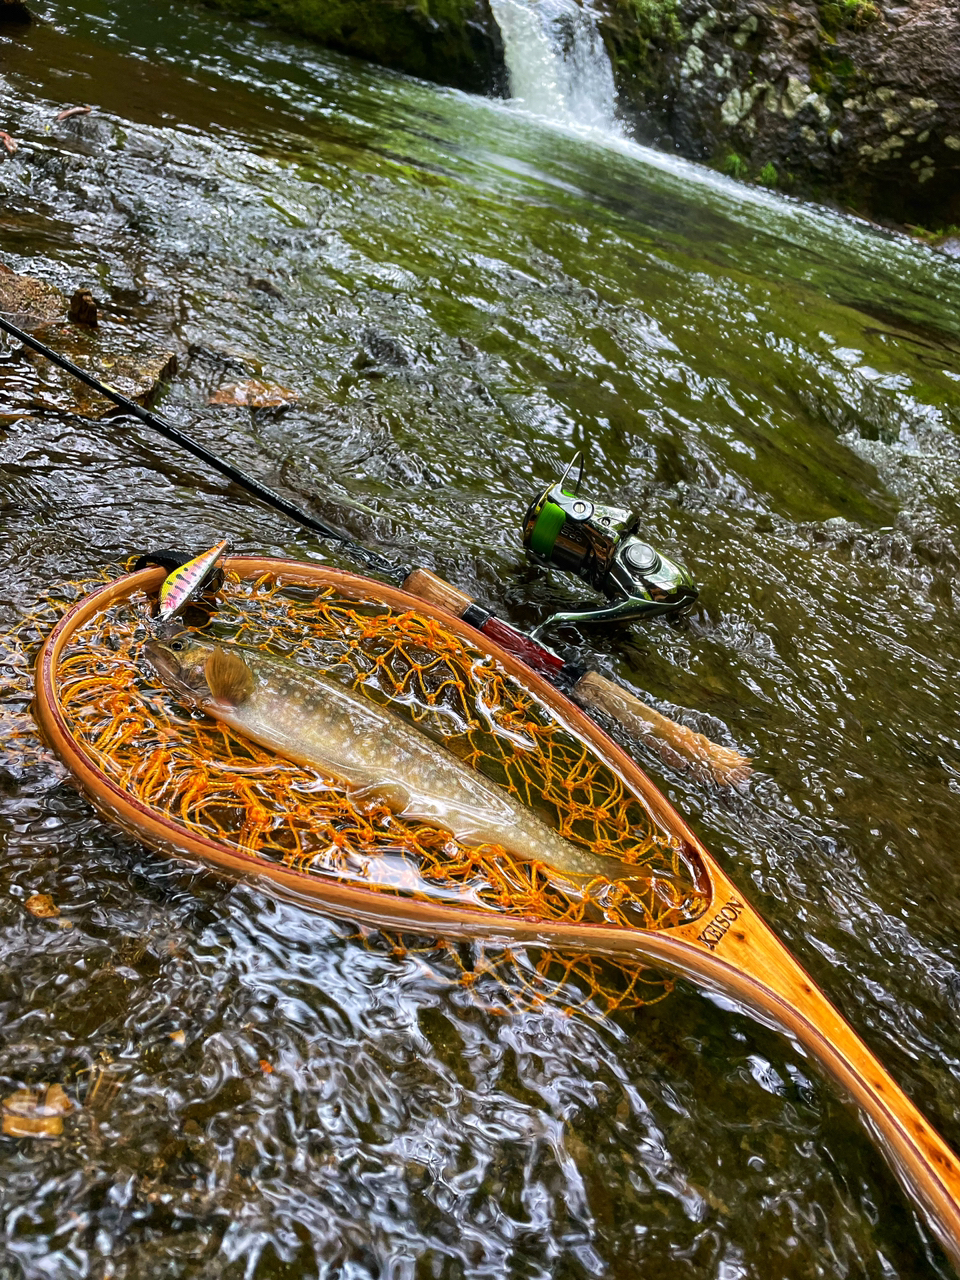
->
594, 0, 682, 99
591, 0, 960, 226
200, 0, 507, 95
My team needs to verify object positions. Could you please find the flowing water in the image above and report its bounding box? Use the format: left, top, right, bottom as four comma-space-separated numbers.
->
1, 1, 960, 1276
488, 0, 619, 132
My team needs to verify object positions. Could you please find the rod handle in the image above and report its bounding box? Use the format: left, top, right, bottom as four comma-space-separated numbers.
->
679, 895, 960, 1271
573, 670, 750, 786
402, 567, 472, 615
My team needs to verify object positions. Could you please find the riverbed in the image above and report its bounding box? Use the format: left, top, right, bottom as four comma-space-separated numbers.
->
1, 2, 960, 1275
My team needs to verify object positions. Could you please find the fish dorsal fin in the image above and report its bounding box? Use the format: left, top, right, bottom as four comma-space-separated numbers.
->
205, 646, 255, 705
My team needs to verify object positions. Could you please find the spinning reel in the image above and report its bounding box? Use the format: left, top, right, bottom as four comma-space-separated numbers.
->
522, 453, 698, 636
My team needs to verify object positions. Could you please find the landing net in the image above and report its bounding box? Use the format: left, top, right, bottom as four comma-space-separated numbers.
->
8, 568, 712, 1014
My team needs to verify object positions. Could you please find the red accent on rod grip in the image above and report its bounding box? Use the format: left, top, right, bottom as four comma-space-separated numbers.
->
479, 617, 565, 676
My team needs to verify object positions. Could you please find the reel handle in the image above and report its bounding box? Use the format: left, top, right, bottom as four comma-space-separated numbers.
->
401, 569, 750, 787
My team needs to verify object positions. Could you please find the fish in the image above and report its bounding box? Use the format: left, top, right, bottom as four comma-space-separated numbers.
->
143, 633, 647, 884
156, 539, 229, 625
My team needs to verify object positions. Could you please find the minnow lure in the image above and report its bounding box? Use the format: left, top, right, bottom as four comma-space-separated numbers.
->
156, 539, 229, 625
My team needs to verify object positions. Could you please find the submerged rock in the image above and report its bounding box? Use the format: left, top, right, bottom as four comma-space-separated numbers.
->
1, 1084, 73, 1139
21, 333, 179, 418
208, 378, 299, 407
595, 0, 960, 227
200, 0, 508, 95
23, 892, 60, 918
0, 263, 64, 328
0, 264, 179, 419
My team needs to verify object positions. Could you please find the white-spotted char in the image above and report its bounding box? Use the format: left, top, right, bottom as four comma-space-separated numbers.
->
144, 634, 646, 883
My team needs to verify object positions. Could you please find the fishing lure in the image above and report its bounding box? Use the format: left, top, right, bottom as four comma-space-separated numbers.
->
156, 538, 229, 625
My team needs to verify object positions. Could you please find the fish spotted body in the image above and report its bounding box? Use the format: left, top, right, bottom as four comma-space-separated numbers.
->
144, 634, 635, 882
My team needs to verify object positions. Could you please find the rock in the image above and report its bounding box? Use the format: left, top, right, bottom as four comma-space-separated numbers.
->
208, 379, 299, 408
21, 332, 179, 418
24, 893, 59, 918
358, 326, 413, 368
0, 0, 31, 23
595, 0, 960, 226
200, 0, 507, 95
2, 1084, 73, 1139
68, 288, 98, 327
0, 264, 65, 328
0, 266, 179, 417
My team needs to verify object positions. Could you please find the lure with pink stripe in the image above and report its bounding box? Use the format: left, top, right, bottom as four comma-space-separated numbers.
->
157, 539, 230, 623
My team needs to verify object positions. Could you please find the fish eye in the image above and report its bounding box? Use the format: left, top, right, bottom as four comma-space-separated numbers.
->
169, 640, 185, 652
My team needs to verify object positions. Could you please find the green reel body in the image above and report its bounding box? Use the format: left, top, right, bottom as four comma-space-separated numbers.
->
522, 474, 697, 634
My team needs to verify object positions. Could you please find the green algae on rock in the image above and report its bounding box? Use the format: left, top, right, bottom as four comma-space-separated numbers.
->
199, 0, 507, 94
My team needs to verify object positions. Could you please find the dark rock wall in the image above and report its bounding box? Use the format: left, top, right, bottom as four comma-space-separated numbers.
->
596, 0, 960, 227
0, 0, 32, 23
198, 0, 507, 96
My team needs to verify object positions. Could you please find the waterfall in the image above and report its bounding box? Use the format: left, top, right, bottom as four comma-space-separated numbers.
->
488, 0, 621, 135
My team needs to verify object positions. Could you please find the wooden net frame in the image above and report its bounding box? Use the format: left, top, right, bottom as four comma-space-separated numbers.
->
21, 559, 712, 1013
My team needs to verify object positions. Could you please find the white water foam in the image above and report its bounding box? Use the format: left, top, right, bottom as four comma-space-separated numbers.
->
488, 0, 621, 134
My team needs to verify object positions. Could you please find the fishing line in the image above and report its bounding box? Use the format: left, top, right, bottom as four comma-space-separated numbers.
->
0, 313, 406, 584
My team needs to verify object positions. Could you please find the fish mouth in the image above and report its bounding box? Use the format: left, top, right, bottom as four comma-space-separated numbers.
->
142, 636, 208, 701
142, 638, 183, 687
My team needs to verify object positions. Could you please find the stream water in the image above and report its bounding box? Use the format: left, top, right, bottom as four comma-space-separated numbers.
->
1, 2, 960, 1276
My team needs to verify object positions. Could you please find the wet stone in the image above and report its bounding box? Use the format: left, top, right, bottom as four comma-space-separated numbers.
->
67, 288, 98, 327
207, 379, 299, 409
0, 264, 178, 418
18, 325, 178, 418
0, 0, 31, 23
0, 263, 65, 328
23, 892, 59, 918
2, 1084, 74, 1139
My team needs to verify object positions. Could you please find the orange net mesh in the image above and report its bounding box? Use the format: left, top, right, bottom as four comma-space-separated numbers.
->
7, 567, 712, 1014
0, 569, 117, 781
348, 926, 679, 1017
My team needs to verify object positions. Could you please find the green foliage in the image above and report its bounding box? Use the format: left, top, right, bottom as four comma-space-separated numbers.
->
597, 0, 682, 99
848, 0, 879, 27
808, 44, 857, 98
906, 223, 960, 245
758, 162, 778, 187
627, 0, 682, 44
723, 152, 747, 179
817, 0, 879, 35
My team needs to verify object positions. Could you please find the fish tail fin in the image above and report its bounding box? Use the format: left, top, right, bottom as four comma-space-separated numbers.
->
205, 646, 255, 705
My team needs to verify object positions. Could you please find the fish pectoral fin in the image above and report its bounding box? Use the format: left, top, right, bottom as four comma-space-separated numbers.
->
204, 646, 255, 706
349, 780, 411, 815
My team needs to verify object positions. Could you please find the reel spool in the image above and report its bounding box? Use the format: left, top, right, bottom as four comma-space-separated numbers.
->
522, 453, 698, 636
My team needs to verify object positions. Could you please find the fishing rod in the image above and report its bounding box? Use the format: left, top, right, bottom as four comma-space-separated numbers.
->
0, 311, 748, 783
0, 313, 402, 584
